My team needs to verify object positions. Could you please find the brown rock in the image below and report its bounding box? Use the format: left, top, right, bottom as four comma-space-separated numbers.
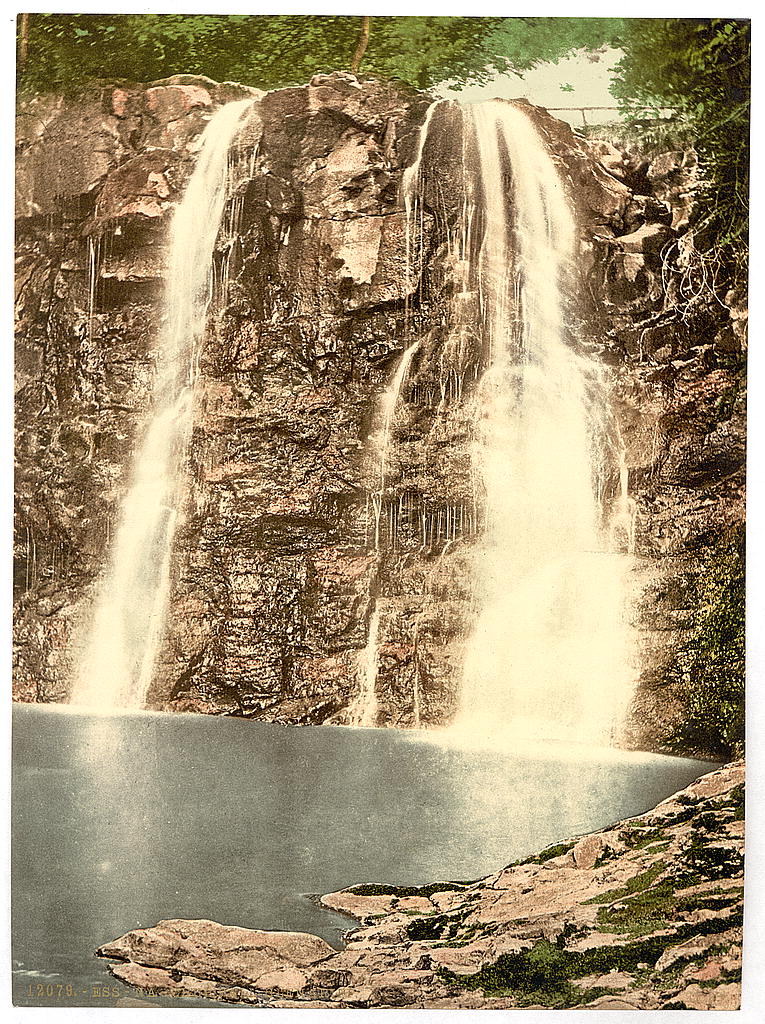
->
254, 967, 309, 993
618, 222, 672, 254
585, 995, 639, 1009
669, 982, 732, 1010
145, 84, 212, 122
581, 970, 634, 989
395, 896, 434, 913
98, 918, 336, 991
320, 891, 396, 921
93, 766, 744, 1010
588, 139, 627, 177
92, 150, 180, 226
572, 833, 607, 869
16, 92, 124, 217
690, 961, 721, 981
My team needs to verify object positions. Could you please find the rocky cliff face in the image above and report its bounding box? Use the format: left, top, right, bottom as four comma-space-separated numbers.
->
14, 74, 746, 752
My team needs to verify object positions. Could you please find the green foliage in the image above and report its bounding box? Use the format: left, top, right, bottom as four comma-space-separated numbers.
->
452, 17, 626, 87
16, 14, 513, 94
441, 908, 745, 1000
596, 879, 678, 935
534, 840, 575, 863
619, 826, 667, 849
721, 783, 745, 821
680, 828, 745, 883
673, 526, 745, 758
437, 924, 730, 1004
18, 14, 348, 92
437, 939, 595, 1005
474, 940, 569, 993
508, 838, 576, 867
610, 19, 750, 279
406, 911, 461, 941
17, 14, 626, 97
676, 887, 743, 914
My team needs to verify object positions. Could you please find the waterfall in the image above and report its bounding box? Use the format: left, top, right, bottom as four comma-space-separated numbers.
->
351, 604, 382, 728
71, 98, 256, 711
370, 341, 420, 549
86, 236, 100, 346
349, 99, 441, 726
403, 99, 444, 305
611, 448, 637, 555
455, 100, 633, 746
352, 341, 419, 726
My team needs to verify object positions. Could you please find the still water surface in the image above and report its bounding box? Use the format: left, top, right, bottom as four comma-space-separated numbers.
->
12, 704, 717, 1007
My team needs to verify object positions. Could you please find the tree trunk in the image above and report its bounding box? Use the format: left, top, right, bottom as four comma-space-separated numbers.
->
19, 13, 29, 68
350, 16, 371, 74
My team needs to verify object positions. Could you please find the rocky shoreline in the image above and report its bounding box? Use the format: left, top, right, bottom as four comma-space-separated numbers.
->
97, 760, 743, 1009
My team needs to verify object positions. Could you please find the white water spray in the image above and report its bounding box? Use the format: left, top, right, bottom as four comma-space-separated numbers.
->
611, 448, 637, 555
456, 101, 634, 746
71, 99, 256, 711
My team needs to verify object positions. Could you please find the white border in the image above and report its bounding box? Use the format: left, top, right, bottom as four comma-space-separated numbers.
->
3, 4, 761, 1023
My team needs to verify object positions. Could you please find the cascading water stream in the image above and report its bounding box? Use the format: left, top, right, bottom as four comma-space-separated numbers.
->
352, 605, 383, 728
71, 98, 256, 711
349, 97, 436, 727
403, 99, 444, 313
612, 448, 637, 555
350, 97, 442, 727
455, 100, 634, 746
351, 341, 419, 727
370, 341, 420, 549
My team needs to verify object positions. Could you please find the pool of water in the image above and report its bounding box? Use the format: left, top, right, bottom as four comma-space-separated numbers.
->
12, 704, 717, 1007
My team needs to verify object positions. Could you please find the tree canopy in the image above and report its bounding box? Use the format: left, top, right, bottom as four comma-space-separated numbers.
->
18, 15, 623, 94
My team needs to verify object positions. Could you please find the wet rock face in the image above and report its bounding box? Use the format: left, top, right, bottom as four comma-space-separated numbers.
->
14, 76, 258, 702
14, 78, 745, 750
581, 140, 745, 756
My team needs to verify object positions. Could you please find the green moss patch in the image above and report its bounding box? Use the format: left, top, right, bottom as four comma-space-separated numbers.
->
441, 921, 499, 947
718, 783, 744, 821
406, 911, 466, 942
676, 886, 743, 914
510, 839, 577, 867
535, 841, 577, 863
346, 880, 475, 898
596, 878, 743, 937
678, 835, 744, 882
671, 526, 745, 759
436, 940, 613, 1006
620, 827, 667, 849
584, 861, 667, 906
437, 909, 744, 1006
596, 879, 678, 935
